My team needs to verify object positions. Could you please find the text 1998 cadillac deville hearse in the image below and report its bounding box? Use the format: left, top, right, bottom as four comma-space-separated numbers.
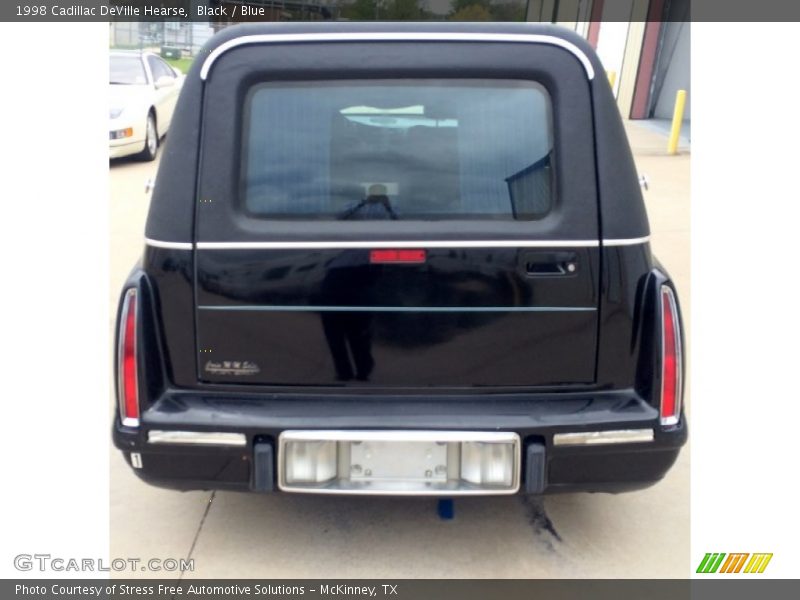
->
113, 22, 686, 496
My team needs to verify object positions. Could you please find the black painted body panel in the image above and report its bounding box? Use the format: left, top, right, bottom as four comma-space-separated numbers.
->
196, 247, 599, 386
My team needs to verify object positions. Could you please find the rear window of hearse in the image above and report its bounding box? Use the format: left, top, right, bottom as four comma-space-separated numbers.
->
242, 80, 554, 221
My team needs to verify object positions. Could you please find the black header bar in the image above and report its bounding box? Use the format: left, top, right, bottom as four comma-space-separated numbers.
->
4, 1, 800, 23
3, 579, 800, 600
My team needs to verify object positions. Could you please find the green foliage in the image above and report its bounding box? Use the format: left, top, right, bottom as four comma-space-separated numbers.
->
387, 0, 423, 20
163, 57, 193, 75
489, 1, 527, 21
343, 0, 424, 20
450, 4, 492, 21
451, 0, 492, 12
449, 0, 526, 22
341, 0, 526, 22
344, 0, 380, 20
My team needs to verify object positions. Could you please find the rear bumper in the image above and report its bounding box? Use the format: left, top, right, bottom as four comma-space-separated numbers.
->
112, 390, 687, 495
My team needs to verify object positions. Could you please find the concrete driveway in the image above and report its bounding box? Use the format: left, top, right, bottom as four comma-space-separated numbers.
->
109, 122, 690, 578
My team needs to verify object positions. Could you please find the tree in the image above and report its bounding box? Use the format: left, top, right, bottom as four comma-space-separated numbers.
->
344, 0, 380, 20
450, 0, 527, 22
386, 0, 423, 20
489, 1, 526, 21
451, 0, 492, 12
450, 4, 492, 21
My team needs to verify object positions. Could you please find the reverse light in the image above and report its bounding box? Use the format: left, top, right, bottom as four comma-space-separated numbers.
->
284, 440, 338, 484
118, 289, 140, 427
460, 441, 515, 486
660, 285, 683, 426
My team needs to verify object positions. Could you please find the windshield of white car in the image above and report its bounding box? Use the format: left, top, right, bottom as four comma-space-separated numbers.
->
110, 56, 147, 85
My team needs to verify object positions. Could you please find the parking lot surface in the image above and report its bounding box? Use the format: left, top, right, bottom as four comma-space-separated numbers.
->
110, 122, 690, 578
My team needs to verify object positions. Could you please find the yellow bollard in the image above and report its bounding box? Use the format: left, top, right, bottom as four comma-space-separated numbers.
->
667, 89, 687, 155
607, 70, 617, 91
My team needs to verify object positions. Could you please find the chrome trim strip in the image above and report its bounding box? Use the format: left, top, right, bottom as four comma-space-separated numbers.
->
602, 236, 651, 247
145, 238, 193, 250
282, 430, 519, 443
200, 33, 595, 81
198, 305, 596, 313
148, 431, 247, 447
552, 429, 654, 446
145, 238, 651, 250
278, 430, 521, 496
659, 285, 683, 427
196, 240, 601, 249
117, 289, 139, 429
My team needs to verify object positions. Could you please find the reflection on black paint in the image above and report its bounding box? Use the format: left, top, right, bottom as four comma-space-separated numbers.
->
321, 310, 375, 381
319, 255, 375, 381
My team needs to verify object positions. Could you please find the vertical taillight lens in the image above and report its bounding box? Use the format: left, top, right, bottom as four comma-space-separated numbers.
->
660, 285, 682, 426
118, 289, 139, 427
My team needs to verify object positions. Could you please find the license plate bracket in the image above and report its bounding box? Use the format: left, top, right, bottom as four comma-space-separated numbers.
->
349, 439, 449, 483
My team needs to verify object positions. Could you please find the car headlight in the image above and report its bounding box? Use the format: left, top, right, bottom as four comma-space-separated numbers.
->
110, 107, 124, 119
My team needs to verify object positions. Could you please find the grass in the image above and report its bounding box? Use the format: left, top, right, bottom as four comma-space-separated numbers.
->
163, 56, 194, 75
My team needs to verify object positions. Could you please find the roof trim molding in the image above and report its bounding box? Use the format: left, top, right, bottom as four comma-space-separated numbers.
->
199, 32, 596, 81
144, 237, 651, 250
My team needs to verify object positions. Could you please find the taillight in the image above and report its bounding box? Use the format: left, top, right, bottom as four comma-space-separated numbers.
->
659, 285, 682, 426
118, 289, 140, 427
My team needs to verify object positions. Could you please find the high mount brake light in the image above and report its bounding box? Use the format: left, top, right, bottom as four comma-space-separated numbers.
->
118, 289, 140, 427
660, 285, 682, 426
369, 249, 427, 264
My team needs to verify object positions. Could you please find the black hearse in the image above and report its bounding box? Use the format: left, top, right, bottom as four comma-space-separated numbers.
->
113, 22, 686, 496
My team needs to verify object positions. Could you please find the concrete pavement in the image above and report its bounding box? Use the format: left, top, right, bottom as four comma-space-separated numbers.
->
109, 121, 690, 578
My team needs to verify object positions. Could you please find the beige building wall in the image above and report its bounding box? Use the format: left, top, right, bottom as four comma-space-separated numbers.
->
616, 20, 645, 117
614, 0, 650, 117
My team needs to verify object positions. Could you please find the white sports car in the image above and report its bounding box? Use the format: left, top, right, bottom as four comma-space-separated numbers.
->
109, 51, 184, 161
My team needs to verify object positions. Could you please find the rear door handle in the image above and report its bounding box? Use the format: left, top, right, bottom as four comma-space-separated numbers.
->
523, 251, 578, 276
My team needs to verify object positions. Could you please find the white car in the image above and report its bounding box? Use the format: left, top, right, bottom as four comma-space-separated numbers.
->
109, 51, 184, 161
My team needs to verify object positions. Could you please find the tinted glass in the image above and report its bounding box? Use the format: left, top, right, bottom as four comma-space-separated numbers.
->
109, 56, 147, 85
242, 80, 554, 221
148, 56, 173, 81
